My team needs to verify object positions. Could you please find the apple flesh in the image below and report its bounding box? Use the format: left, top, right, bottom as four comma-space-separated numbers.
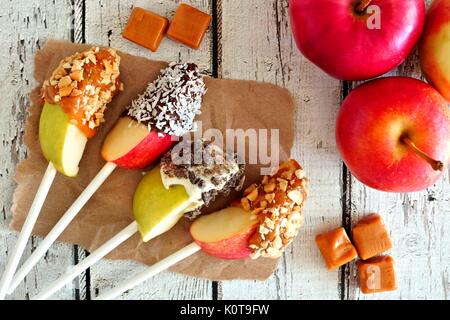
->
290, 0, 425, 80
133, 166, 192, 242
419, 0, 450, 101
39, 102, 87, 177
190, 207, 259, 260
336, 77, 450, 192
101, 116, 175, 169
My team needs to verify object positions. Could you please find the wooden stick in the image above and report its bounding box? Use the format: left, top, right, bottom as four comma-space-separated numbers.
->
7, 162, 117, 294
32, 221, 139, 300
0, 163, 57, 300
94, 243, 201, 300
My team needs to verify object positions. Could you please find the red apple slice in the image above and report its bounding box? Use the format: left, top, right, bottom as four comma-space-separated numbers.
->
101, 116, 175, 169
190, 207, 259, 260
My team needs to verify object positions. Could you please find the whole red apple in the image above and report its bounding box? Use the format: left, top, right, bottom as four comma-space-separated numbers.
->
336, 77, 450, 192
419, 0, 450, 101
290, 0, 425, 80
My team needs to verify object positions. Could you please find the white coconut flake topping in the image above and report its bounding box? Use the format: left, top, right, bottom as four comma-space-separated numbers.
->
126, 62, 206, 137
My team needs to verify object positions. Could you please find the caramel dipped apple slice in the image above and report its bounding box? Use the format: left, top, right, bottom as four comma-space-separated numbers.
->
0, 47, 123, 300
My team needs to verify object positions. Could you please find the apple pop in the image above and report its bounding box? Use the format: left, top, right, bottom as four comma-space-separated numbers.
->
93, 160, 308, 300
0, 47, 122, 299
6, 62, 207, 295
102, 62, 205, 168
32, 140, 245, 300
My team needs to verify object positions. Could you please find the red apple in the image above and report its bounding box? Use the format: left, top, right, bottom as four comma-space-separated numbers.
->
336, 77, 450, 192
190, 207, 259, 260
290, 0, 425, 80
101, 116, 175, 169
419, 0, 450, 101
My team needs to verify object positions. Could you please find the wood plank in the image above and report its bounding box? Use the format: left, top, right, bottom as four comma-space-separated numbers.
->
0, 0, 79, 300
347, 171, 450, 300
218, 0, 343, 299
2, 0, 447, 301
345, 64, 450, 300
85, 0, 213, 73
83, 0, 214, 300
344, 0, 450, 300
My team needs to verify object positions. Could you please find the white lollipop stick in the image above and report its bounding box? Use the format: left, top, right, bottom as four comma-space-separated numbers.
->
32, 221, 138, 300
95, 242, 201, 300
7, 162, 117, 294
33, 196, 196, 300
0, 163, 57, 300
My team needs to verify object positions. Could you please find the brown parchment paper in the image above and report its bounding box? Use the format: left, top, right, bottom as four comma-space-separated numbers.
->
11, 40, 295, 281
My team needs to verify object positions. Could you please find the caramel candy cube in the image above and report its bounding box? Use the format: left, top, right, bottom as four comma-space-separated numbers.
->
315, 227, 358, 270
358, 256, 397, 294
167, 4, 212, 49
123, 7, 169, 52
352, 214, 393, 260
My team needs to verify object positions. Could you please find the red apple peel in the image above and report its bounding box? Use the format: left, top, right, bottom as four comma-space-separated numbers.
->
290, 0, 425, 80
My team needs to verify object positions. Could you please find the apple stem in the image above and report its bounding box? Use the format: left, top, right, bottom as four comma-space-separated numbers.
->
402, 137, 444, 171
355, 0, 372, 13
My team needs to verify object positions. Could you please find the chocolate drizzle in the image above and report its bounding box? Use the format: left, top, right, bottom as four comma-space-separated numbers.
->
160, 140, 245, 219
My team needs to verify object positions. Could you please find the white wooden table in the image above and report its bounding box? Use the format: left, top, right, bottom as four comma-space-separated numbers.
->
0, 0, 448, 300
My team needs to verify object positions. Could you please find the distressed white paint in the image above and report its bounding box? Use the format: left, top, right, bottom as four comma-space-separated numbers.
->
85, 0, 213, 74
0, 0, 80, 300
346, 37, 450, 301
84, 0, 213, 300
218, 0, 343, 299
1, 0, 449, 300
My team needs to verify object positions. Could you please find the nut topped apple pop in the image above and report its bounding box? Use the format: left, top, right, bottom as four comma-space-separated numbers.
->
93, 160, 308, 300
0, 47, 123, 300
32, 140, 244, 300
239, 160, 306, 259
41, 47, 122, 176
102, 62, 205, 169
6, 63, 207, 296
192, 159, 307, 260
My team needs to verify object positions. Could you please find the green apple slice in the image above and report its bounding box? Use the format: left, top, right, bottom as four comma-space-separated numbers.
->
39, 102, 87, 177
133, 166, 194, 242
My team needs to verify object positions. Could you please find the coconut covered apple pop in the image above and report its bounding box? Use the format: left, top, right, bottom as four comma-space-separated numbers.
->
102, 62, 205, 169
33, 140, 244, 300
7, 63, 206, 296
0, 47, 123, 300
94, 160, 308, 300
